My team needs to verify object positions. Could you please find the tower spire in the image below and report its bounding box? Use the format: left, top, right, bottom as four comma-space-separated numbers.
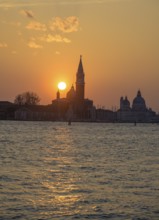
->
77, 55, 84, 75
76, 55, 85, 102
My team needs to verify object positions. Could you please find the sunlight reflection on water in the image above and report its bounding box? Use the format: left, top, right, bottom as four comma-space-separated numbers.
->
0, 121, 159, 219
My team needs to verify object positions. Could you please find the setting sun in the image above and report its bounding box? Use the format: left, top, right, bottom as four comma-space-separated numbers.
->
58, 82, 67, 91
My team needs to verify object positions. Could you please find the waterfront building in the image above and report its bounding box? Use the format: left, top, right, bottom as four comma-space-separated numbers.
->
14, 105, 55, 121
0, 101, 14, 120
117, 90, 156, 122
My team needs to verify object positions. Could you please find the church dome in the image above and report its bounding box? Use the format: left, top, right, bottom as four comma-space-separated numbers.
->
132, 90, 146, 111
66, 85, 76, 101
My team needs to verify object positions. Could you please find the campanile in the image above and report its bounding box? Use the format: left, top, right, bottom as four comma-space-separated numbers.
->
76, 55, 85, 103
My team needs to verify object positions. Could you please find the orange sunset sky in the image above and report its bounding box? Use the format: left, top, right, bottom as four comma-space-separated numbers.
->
0, 0, 159, 112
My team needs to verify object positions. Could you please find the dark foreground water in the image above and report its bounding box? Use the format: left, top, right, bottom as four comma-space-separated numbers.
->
0, 121, 159, 220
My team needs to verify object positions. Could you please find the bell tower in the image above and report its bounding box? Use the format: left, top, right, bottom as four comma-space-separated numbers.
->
76, 55, 85, 103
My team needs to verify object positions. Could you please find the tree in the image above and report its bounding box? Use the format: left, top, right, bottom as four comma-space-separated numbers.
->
14, 91, 40, 105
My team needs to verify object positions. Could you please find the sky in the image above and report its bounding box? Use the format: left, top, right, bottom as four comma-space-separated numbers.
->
0, 0, 159, 112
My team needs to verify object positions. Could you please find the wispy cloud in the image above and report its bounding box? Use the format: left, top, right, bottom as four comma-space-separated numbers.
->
26, 21, 47, 31
25, 16, 79, 33
0, 42, 8, 48
40, 34, 71, 43
28, 40, 43, 49
20, 10, 35, 19
49, 16, 79, 33
27, 33, 70, 49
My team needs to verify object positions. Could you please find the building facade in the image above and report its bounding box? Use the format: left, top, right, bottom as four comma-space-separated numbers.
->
117, 90, 157, 122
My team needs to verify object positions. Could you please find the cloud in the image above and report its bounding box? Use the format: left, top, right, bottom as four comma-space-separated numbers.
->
49, 16, 79, 33
40, 34, 71, 43
20, 10, 35, 19
0, 42, 8, 48
26, 21, 47, 31
28, 40, 43, 49
25, 16, 80, 33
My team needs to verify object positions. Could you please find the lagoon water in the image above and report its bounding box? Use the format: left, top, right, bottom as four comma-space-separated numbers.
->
0, 121, 159, 220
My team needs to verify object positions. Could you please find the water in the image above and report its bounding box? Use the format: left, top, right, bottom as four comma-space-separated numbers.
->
0, 121, 159, 220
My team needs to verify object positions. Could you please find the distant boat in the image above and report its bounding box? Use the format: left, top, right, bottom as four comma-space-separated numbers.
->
68, 119, 71, 125
67, 105, 73, 125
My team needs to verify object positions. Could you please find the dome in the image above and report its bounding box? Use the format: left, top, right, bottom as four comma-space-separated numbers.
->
132, 90, 146, 111
66, 85, 76, 101
133, 90, 145, 105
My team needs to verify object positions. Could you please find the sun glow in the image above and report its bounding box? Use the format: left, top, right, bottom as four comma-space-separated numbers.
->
58, 81, 67, 90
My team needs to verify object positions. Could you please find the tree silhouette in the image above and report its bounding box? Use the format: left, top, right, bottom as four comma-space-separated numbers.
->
14, 91, 40, 105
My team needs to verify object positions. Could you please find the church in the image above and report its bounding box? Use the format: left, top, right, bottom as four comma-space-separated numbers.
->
52, 56, 95, 121
117, 90, 156, 122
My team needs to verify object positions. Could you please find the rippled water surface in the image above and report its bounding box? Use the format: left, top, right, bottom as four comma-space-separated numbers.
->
0, 121, 159, 220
